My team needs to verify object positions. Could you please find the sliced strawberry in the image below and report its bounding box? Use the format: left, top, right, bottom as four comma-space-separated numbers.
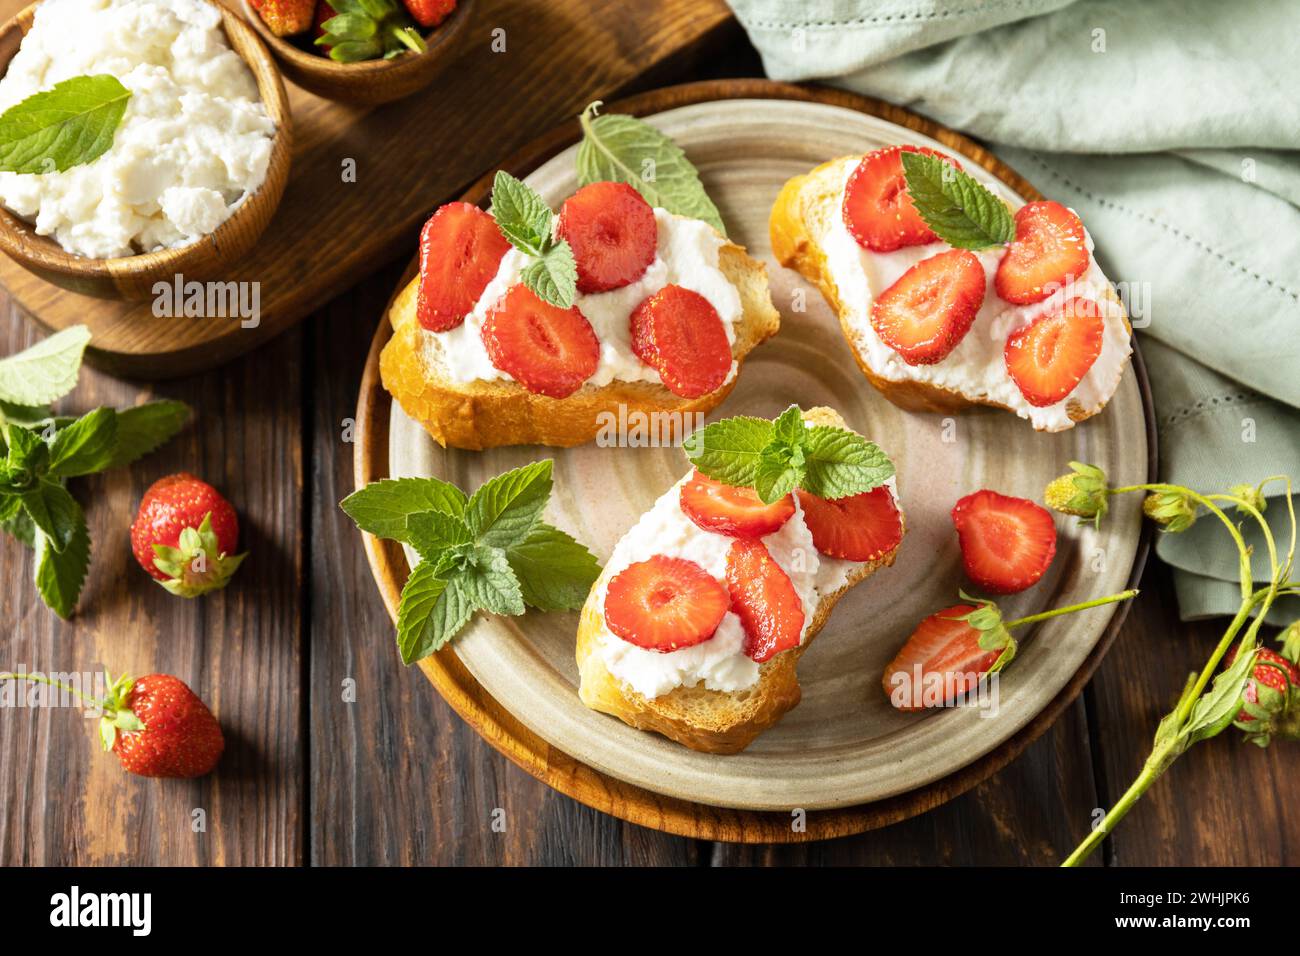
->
870, 248, 985, 365
796, 486, 902, 562
951, 490, 1057, 594
481, 284, 599, 398
842, 145, 961, 252
995, 201, 1090, 305
604, 555, 729, 653
416, 202, 511, 332
1004, 297, 1104, 407
680, 470, 795, 538
629, 284, 731, 398
557, 181, 657, 294
725, 538, 805, 663
883, 605, 1000, 710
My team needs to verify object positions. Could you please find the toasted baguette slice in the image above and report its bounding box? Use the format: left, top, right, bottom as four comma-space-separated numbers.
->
770, 157, 1131, 429
381, 233, 780, 450
576, 407, 903, 754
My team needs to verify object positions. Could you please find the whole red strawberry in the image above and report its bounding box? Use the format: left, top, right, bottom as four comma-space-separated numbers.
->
402, 0, 456, 28
1224, 644, 1300, 746
130, 473, 246, 598
100, 673, 224, 778
250, 0, 316, 36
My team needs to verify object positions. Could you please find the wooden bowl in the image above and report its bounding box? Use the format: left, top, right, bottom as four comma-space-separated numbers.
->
0, 1, 292, 301
241, 0, 474, 105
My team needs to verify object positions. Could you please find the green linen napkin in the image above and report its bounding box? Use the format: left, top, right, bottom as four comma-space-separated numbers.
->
728, 0, 1300, 621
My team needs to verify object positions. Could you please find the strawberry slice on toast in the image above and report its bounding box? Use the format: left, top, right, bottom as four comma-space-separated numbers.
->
558, 181, 658, 294
995, 201, 1090, 305
725, 538, 805, 663
630, 284, 733, 397
1004, 297, 1105, 407
481, 284, 600, 398
604, 555, 729, 652
416, 202, 512, 332
870, 248, 986, 365
680, 470, 795, 538
842, 145, 961, 252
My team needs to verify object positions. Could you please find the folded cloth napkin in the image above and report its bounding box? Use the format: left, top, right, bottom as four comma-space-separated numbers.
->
728, 0, 1300, 622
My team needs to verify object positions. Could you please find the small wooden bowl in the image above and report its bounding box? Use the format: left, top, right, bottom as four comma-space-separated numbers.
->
0, 1, 292, 301
242, 0, 473, 105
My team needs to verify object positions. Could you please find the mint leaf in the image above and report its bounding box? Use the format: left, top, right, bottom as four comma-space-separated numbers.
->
340, 477, 468, 541
0, 76, 130, 175
753, 454, 800, 504
22, 479, 81, 552
406, 508, 472, 559
458, 546, 525, 616
576, 101, 725, 235
5, 424, 47, 473
900, 150, 1014, 250
491, 170, 553, 254
395, 562, 475, 665
107, 400, 189, 469
682, 416, 773, 487
47, 407, 116, 478
0, 325, 90, 406
466, 460, 553, 548
520, 240, 577, 309
34, 520, 90, 619
800, 426, 895, 500
506, 522, 601, 611
2, 501, 34, 549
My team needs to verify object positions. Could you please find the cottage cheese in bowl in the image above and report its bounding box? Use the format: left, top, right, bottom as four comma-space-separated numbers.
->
0, 0, 276, 259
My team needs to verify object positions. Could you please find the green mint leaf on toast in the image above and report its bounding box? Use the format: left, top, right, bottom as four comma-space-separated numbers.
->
466, 460, 553, 548
520, 240, 577, 309
491, 170, 554, 254
0, 325, 91, 406
395, 563, 472, 665
0, 76, 131, 175
106, 400, 190, 470
576, 101, 726, 236
900, 150, 1014, 250
506, 522, 601, 611
34, 518, 90, 619
47, 407, 116, 478
406, 508, 473, 559
800, 426, 895, 500
753, 455, 801, 505
682, 416, 774, 487
457, 546, 525, 617
340, 476, 468, 541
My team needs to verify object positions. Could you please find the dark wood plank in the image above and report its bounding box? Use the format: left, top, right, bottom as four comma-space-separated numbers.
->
1087, 560, 1300, 866
0, 303, 303, 866
306, 267, 700, 865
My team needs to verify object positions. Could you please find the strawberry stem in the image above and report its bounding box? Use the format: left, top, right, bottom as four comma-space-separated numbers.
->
0, 672, 104, 710
1003, 590, 1138, 629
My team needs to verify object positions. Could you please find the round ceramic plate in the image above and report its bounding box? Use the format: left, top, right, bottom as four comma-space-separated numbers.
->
376, 92, 1149, 813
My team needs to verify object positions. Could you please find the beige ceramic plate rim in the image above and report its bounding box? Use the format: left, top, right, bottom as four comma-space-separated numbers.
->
386, 98, 1150, 812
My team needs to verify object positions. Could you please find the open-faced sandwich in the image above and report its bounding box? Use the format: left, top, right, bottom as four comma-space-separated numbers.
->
770, 146, 1132, 432
382, 108, 780, 450
576, 405, 904, 753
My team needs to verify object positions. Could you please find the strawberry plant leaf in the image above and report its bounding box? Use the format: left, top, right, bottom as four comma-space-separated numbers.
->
47, 407, 116, 478
0, 76, 130, 174
800, 426, 895, 501
466, 459, 553, 549
1184, 643, 1257, 745
34, 518, 90, 619
106, 400, 189, 470
506, 522, 601, 611
901, 150, 1014, 250
340, 476, 468, 541
682, 415, 774, 487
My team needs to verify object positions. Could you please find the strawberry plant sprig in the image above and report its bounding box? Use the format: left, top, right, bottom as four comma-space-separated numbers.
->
341, 461, 601, 664
0, 327, 190, 617
1043, 464, 1299, 866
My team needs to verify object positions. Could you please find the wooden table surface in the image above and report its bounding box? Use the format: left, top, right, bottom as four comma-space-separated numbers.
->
2, 1, 1297, 867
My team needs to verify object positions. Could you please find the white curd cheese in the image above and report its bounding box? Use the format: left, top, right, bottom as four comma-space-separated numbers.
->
594, 473, 883, 700
429, 207, 743, 388
820, 158, 1131, 432
0, 0, 275, 259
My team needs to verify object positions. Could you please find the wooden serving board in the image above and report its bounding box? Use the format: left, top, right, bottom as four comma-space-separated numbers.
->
0, 0, 736, 378
355, 79, 1158, 841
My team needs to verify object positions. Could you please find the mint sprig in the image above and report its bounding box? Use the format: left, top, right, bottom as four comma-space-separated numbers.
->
341, 460, 602, 664
900, 150, 1014, 250
683, 405, 895, 505
490, 172, 578, 309
0, 75, 131, 175
0, 330, 189, 618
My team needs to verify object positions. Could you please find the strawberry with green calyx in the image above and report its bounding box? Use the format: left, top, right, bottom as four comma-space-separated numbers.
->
315, 0, 426, 62
1044, 461, 1110, 527
1228, 482, 1268, 517
1224, 642, 1300, 747
1143, 489, 1198, 533
130, 473, 246, 598
0, 671, 223, 778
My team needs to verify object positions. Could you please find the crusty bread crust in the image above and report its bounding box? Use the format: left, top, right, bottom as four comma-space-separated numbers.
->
381, 237, 781, 450
769, 157, 1130, 425
575, 407, 904, 754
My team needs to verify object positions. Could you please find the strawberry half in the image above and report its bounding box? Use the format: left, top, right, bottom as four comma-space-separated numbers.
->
1004, 297, 1104, 407
797, 486, 903, 562
481, 284, 600, 398
630, 284, 732, 398
951, 490, 1057, 594
416, 202, 512, 332
883, 605, 1000, 710
995, 201, 1090, 305
842, 145, 961, 252
679, 470, 795, 538
557, 181, 657, 294
604, 555, 729, 653
870, 248, 985, 365
725, 538, 805, 663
